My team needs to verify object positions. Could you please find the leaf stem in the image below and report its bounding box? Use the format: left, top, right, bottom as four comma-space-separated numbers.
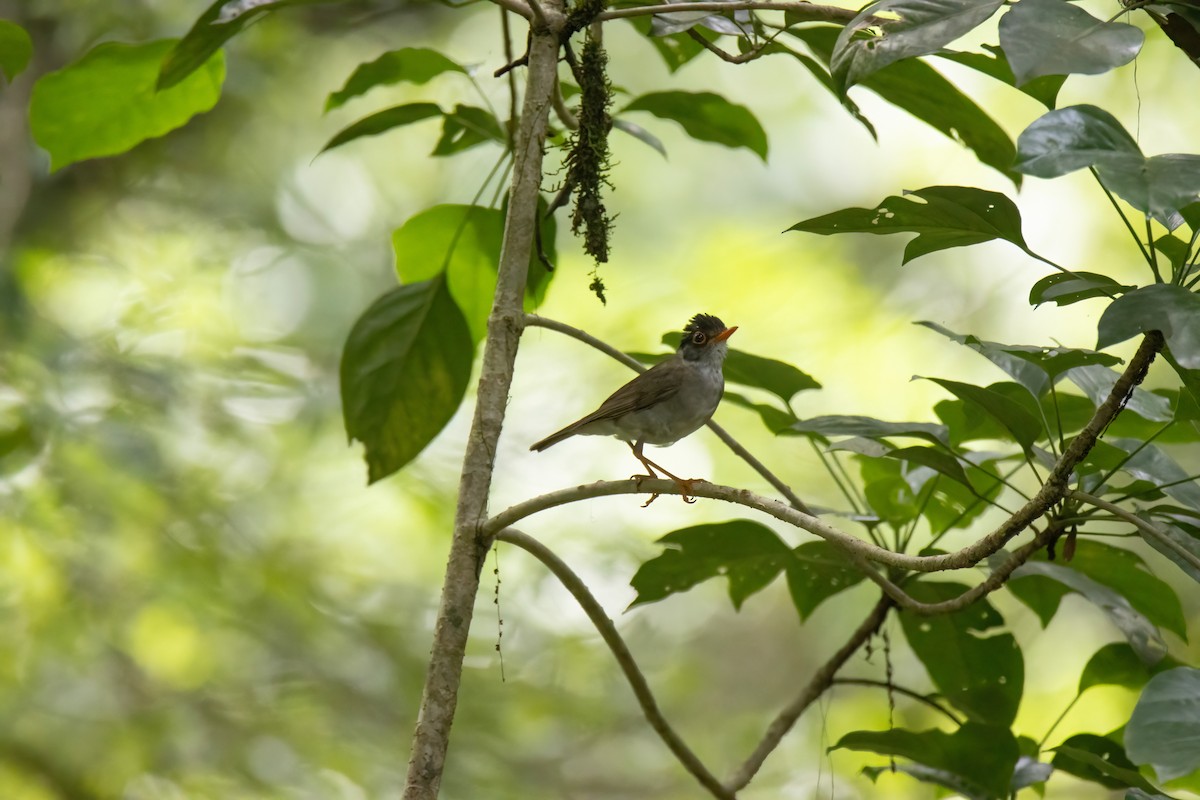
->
1145, 217, 1164, 282
1036, 692, 1080, 751
1090, 167, 1155, 270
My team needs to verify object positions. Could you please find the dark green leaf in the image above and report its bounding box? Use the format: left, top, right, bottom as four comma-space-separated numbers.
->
30, 40, 224, 172
860, 457, 921, 527
324, 48, 465, 111
831, 0, 1004, 92
885, 445, 972, 489
622, 91, 767, 159
935, 45, 1065, 109
629, 520, 791, 610
1053, 736, 1158, 792
998, 0, 1143, 85
1066, 364, 1172, 422
627, 16, 708, 72
318, 103, 442, 154
1029, 271, 1132, 307
431, 104, 506, 156
1080, 642, 1182, 693
1126, 668, 1200, 782
784, 541, 865, 619
1109, 437, 1200, 511
924, 377, 1042, 451
0, 20, 32, 81
612, 118, 667, 157
1162, 346, 1200, 424
789, 415, 948, 445
1007, 569, 1072, 626
340, 275, 475, 484
1065, 541, 1187, 639
900, 581, 1024, 725
789, 185, 1027, 264
1138, 515, 1200, 583
722, 392, 797, 433
833, 723, 1019, 799
158, 0, 334, 90
1098, 285, 1200, 369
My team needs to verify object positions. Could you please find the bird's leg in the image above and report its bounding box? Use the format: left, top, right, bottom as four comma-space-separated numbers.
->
629, 441, 697, 505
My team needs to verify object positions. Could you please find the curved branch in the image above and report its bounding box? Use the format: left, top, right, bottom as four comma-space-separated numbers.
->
725, 595, 892, 791
597, 1, 860, 23
488, 0, 535, 19
1072, 489, 1200, 573
495, 528, 734, 800
523, 313, 814, 513
831, 678, 964, 726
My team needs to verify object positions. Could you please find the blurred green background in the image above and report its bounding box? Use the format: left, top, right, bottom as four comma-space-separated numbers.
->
2, 1, 1199, 797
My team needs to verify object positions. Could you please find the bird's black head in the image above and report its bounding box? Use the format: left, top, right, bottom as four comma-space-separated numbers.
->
678, 313, 736, 358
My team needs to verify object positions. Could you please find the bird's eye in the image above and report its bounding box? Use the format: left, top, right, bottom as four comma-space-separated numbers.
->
691, 331, 707, 345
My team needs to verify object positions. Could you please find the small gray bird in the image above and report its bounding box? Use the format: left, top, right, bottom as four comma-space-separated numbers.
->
530, 313, 737, 503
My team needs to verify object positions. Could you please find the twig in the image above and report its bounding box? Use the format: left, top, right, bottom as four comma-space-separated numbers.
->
487, 0, 535, 20
831, 678, 964, 726
597, 1, 859, 22
685, 28, 769, 64
725, 595, 892, 791
496, 529, 734, 799
1071, 490, 1200, 573
552, 75, 580, 130
523, 313, 814, 513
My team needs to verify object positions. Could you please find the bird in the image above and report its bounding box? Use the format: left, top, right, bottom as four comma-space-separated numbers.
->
530, 313, 737, 504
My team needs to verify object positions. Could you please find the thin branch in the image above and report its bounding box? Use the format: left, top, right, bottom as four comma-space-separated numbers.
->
496, 529, 734, 799
686, 28, 769, 64
525, 0, 550, 29
488, 0, 535, 21
597, 1, 860, 23
1072, 490, 1200, 573
523, 313, 814, 513
725, 595, 892, 792
832, 678, 964, 726
552, 74, 580, 130
1090, 167, 1155, 269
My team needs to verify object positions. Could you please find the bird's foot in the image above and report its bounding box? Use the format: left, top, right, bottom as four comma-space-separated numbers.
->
631, 473, 662, 507
672, 477, 698, 504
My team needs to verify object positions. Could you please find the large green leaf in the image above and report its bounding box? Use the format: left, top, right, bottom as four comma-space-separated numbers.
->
900, 581, 1024, 725
158, 0, 336, 90
1097, 284, 1200, 370
30, 40, 224, 171
791, 27, 1017, 181
1015, 105, 1200, 226
1138, 515, 1200, 583
325, 48, 466, 111
340, 275, 475, 484
0, 20, 32, 81
1053, 735, 1159, 793
1066, 364, 1172, 423
431, 104, 506, 156
789, 185, 1027, 264
935, 45, 1065, 109
622, 91, 767, 159
318, 103, 443, 154
629, 520, 791, 610
1028, 271, 1132, 307
885, 445, 972, 489
1108, 437, 1200, 512
831, 0, 1004, 92
784, 541, 865, 619
1126, 668, 1200, 782
924, 377, 1042, 451
998, 0, 1143, 85
1079, 642, 1182, 693
833, 723, 1019, 799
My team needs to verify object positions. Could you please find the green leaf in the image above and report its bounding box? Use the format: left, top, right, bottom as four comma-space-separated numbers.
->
791, 28, 1017, 181
789, 415, 948, 446
1126, 668, 1200, 782
998, 0, 1143, 85
1016, 105, 1200, 226
784, 541, 865, 619
340, 275, 475, 484
612, 118, 667, 157
629, 520, 791, 610
622, 91, 767, 160
789, 185, 1026, 264
324, 47, 465, 111
318, 103, 442, 154
723, 392, 797, 434
158, 0, 334, 90
1138, 515, 1200, 583
900, 581, 1024, 725
30, 40, 224, 172
831, 0, 1005, 92
431, 104, 506, 156
1009, 559, 1168, 664
1080, 642, 1181, 693
924, 377, 1042, 451
1029, 271, 1132, 307
1006, 569, 1072, 627
1053, 736, 1158, 793
1066, 541, 1187, 639
656, 334, 820, 404
885, 445, 972, 489
1108, 437, 1200, 511
1066, 364, 1172, 423
935, 44, 1064, 109
626, 16, 709, 72
0, 20, 33, 81
833, 723, 1019, 799
1098, 285, 1200, 369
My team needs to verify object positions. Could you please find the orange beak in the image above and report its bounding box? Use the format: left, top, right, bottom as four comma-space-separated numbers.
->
713, 325, 737, 342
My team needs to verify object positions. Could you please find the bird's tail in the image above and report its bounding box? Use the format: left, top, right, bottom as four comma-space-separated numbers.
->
529, 423, 580, 452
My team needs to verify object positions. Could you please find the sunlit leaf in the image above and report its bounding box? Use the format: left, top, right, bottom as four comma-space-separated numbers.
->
30, 40, 224, 171
318, 103, 442, 154
325, 47, 465, 111
1126, 668, 1200, 782
789, 186, 1026, 264
784, 541, 865, 619
340, 275, 475, 483
998, 0, 1143, 85
900, 581, 1024, 725
1079, 642, 1181, 693
629, 520, 791, 610
1028, 271, 1131, 307
1097, 284, 1200, 369
0, 20, 32, 81
831, 0, 1004, 92
622, 91, 767, 160
834, 723, 1018, 799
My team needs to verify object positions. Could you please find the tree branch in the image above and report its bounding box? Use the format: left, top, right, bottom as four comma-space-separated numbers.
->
488, 0, 534, 20
403, 7, 563, 798
495, 528, 734, 799
1072, 489, 1200, 573
597, 1, 860, 23
725, 594, 892, 791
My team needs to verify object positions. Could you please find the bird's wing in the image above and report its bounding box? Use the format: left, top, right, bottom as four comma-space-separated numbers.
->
578, 358, 682, 424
